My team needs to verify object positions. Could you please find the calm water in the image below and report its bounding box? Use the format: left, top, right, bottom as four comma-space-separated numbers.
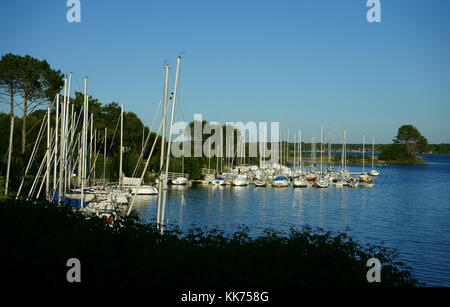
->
133, 154, 450, 286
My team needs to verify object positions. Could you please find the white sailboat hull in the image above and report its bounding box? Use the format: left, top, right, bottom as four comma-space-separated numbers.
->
232, 178, 248, 186
272, 180, 290, 187
368, 169, 379, 176
172, 177, 189, 185
293, 179, 308, 187
130, 185, 158, 195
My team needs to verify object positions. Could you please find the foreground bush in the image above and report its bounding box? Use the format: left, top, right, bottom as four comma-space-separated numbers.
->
0, 198, 420, 287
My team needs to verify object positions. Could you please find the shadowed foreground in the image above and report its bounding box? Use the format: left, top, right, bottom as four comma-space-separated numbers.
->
0, 198, 420, 287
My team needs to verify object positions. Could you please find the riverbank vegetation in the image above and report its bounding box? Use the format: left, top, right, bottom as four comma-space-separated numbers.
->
0, 198, 420, 287
379, 125, 428, 164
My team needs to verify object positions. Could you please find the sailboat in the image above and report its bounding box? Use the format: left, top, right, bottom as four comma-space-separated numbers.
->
119, 104, 157, 195
292, 130, 307, 187
232, 174, 248, 186
292, 176, 307, 188
359, 135, 373, 183
368, 136, 380, 176
272, 175, 289, 187
315, 177, 330, 188
254, 178, 266, 187
172, 143, 189, 185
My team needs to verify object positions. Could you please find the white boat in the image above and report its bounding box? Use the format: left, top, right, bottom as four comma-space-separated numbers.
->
254, 179, 266, 187
232, 175, 248, 186
292, 177, 308, 188
359, 173, 372, 182
122, 177, 158, 195
333, 181, 346, 187
130, 185, 158, 195
349, 181, 359, 188
204, 174, 215, 184
211, 177, 226, 185
315, 177, 330, 188
360, 182, 374, 187
272, 176, 289, 187
172, 177, 189, 185
106, 190, 131, 203
368, 169, 379, 176
369, 136, 380, 176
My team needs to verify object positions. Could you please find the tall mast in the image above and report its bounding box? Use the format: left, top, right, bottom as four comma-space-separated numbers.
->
328, 125, 331, 168
64, 73, 72, 193
104, 127, 107, 184
94, 129, 97, 182
81, 77, 88, 208
46, 107, 51, 200
58, 78, 67, 203
320, 123, 323, 174
159, 64, 170, 175
54, 94, 59, 195
5, 116, 14, 196
157, 63, 170, 227
58, 78, 67, 202
90, 113, 94, 185
343, 128, 347, 172
362, 135, 365, 173
312, 134, 316, 168
67, 104, 74, 193
293, 133, 296, 170
299, 130, 302, 172
119, 104, 123, 185
161, 56, 181, 233
372, 136, 375, 170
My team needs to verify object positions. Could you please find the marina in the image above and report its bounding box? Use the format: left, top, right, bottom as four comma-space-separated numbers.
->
132, 154, 450, 287
1, 0, 449, 290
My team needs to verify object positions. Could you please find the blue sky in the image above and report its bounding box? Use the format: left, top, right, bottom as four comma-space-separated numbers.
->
0, 0, 449, 143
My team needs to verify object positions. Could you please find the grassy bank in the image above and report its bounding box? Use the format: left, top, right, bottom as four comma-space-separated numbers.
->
0, 198, 420, 287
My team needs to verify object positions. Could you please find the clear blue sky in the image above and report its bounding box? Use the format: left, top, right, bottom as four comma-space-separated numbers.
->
1, 0, 449, 144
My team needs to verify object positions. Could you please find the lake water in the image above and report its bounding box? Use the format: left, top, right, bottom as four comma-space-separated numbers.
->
132, 154, 450, 287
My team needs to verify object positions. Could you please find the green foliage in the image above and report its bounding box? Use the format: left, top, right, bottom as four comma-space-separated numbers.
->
0, 198, 421, 287
428, 143, 450, 154
0, 53, 64, 154
379, 144, 421, 163
0, 53, 21, 105
393, 125, 428, 154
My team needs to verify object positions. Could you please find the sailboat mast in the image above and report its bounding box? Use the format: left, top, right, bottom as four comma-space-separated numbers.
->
328, 126, 331, 168
363, 135, 365, 173
299, 130, 302, 171
293, 133, 296, 170
54, 94, 59, 193
320, 123, 323, 174
90, 113, 94, 185
119, 104, 123, 185
64, 73, 72, 193
46, 107, 51, 200
5, 116, 14, 196
104, 127, 107, 184
372, 136, 375, 170
161, 56, 181, 233
344, 129, 347, 172
81, 77, 88, 208
157, 63, 170, 227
